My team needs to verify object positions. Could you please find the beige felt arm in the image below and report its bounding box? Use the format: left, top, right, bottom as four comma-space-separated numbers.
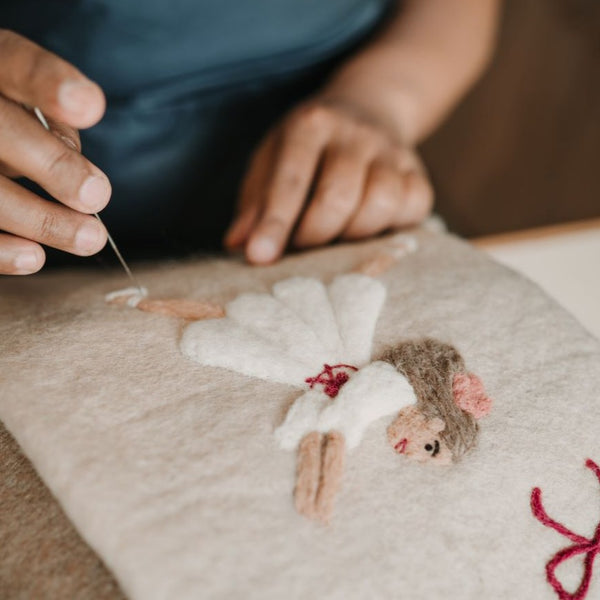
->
106, 290, 224, 321
135, 298, 224, 320
354, 253, 397, 277
353, 234, 418, 277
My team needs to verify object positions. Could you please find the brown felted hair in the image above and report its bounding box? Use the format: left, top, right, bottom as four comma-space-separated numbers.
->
380, 339, 479, 460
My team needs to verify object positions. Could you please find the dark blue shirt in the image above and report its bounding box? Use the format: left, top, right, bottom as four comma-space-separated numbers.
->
2, 1, 391, 256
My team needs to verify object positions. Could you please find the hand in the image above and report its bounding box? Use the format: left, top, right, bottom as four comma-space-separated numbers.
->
0, 30, 109, 275
225, 97, 433, 264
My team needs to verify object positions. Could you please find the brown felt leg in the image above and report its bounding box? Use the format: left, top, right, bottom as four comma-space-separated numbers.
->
294, 432, 322, 520
314, 431, 346, 524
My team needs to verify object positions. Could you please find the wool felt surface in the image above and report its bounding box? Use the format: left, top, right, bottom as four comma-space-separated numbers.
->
1, 231, 600, 599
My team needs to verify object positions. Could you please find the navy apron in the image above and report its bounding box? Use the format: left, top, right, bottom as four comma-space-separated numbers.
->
1, 0, 391, 260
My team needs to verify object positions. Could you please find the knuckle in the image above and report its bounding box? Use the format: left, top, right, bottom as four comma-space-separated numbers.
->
273, 165, 304, 194
296, 103, 333, 130
411, 174, 435, 215
363, 135, 389, 158
0, 29, 22, 49
37, 210, 61, 241
394, 147, 420, 172
43, 145, 79, 178
371, 190, 398, 214
422, 178, 435, 208
367, 175, 400, 213
261, 213, 288, 231
317, 187, 349, 214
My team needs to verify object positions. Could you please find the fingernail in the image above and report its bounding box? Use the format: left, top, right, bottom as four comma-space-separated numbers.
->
75, 221, 105, 254
79, 175, 111, 210
13, 251, 40, 273
58, 79, 97, 114
248, 236, 278, 263
224, 225, 242, 248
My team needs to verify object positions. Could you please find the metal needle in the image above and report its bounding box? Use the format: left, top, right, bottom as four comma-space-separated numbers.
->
33, 107, 145, 294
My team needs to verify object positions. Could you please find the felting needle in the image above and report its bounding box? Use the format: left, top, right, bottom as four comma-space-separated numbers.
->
33, 107, 145, 295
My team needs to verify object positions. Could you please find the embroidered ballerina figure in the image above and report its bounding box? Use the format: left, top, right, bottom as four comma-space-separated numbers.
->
180, 273, 492, 522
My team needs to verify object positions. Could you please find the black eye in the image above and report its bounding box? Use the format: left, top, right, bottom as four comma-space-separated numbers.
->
425, 441, 441, 457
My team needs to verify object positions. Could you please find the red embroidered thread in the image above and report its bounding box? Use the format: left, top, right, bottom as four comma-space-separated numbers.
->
530, 459, 600, 600
305, 364, 358, 398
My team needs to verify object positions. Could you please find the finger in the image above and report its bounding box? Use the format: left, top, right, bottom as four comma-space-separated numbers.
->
245, 108, 332, 264
0, 159, 19, 179
293, 145, 368, 248
392, 169, 434, 226
224, 132, 277, 250
0, 176, 107, 256
392, 145, 427, 174
0, 29, 105, 129
388, 147, 433, 225
0, 232, 45, 275
342, 162, 405, 240
0, 110, 81, 178
0, 97, 110, 213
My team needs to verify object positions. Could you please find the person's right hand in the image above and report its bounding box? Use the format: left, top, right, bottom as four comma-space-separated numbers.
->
0, 30, 110, 275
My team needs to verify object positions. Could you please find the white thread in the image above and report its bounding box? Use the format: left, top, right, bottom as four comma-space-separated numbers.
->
105, 287, 148, 307
388, 233, 419, 256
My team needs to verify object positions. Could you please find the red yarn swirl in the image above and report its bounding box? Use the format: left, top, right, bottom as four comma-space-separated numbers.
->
531, 459, 600, 600
305, 364, 358, 398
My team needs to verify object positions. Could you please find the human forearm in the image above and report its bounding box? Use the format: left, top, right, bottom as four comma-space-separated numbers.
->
322, 0, 502, 144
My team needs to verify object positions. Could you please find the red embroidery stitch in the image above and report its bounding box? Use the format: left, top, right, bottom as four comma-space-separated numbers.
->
305, 364, 358, 398
530, 459, 600, 600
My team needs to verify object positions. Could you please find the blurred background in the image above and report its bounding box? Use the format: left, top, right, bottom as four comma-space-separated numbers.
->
419, 0, 600, 339
422, 0, 600, 237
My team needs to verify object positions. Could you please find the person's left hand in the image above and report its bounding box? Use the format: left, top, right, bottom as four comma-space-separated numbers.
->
224, 97, 433, 264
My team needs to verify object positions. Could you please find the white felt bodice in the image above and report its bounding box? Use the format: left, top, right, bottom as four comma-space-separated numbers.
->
274, 361, 417, 450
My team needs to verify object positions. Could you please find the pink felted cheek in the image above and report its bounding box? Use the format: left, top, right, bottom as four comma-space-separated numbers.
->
453, 373, 493, 418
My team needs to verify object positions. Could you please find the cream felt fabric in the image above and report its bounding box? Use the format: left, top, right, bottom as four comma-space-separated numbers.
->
1, 231, 600, 600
